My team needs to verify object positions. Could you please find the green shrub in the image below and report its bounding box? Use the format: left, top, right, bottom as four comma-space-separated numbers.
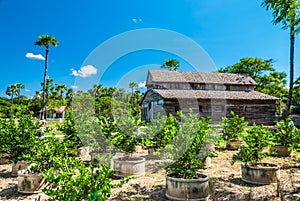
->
43, 157, 129, 201
221, 111, 248, 141
232, 124, 271, 165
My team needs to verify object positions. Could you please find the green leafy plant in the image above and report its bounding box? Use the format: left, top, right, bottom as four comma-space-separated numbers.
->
232, 124, 272, 165
99, 115, 141, 158
25, 135, 77, 173
59, 109, 83, 149
0, 112, 42, 162
221, 111, 248, 141
43, 156, 129, 201
141, 113, 179, 151
272, 117, 300, 149
167, 111, 211, 179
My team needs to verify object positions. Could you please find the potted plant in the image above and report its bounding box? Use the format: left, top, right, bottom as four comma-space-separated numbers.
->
165, 111, 212, 201
0, 112, 42, 176
232, 124, 280, 185
18, 135, 77, 194
270, 117, 300, 157
42, 156, 129, 201
221, 111, 248, 150
141, 113, 179, 155
101, 115, 145, 177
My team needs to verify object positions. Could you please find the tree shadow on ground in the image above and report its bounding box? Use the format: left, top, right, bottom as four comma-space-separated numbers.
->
110, 183, 166, 200
0, 168, 12, 178
0, 184, 30, 200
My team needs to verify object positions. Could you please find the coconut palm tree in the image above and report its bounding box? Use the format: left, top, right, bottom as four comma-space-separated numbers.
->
262, 0, 300, 119
161, 59, 180, 71
55, 84, 68, 105
35, 34, 59, 119
15, 83, 25, 106
6, 84, 17, 113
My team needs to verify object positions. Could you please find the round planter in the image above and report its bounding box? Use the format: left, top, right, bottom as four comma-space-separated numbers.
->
11, 161, 29, 177
226, 140, 243, 150
241, 163, 280, 185
18, 169, 46, 194
113, 156, 145, 177
77, 146, 90, 162
165, 173, 210, 201
270, 145, 292, 157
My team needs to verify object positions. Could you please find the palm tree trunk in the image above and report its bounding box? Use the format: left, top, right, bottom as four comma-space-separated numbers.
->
282, 25, 295, 119
11, 94, 13, 113
41, 47, 49, 120
18, 89, 20, 106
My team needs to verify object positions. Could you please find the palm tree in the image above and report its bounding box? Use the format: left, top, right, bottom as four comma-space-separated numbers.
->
35, 34, 59, 120
161, 59, 180, 71
262, 0, 300, 119
6, 84, 17, 112
15, 83, 25, 106
129, 82, 138, 104
55, 84, 68, 105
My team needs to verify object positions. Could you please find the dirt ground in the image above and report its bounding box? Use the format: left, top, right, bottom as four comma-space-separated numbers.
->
1, 150, 300, 201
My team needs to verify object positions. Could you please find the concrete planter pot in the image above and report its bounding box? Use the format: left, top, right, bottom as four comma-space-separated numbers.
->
226, 140, 243, 150
165, 173, 210, 201
17, 169, 46, 194
241, 163, 280, 185
270, 145, 292, 157
113, 156, 145, 177
11, 161, 29, 177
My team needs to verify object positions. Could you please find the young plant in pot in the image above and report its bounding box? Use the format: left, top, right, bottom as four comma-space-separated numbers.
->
0, 112, 42, 176
232, 124, 280, 185
19, 135, 77, 194
101, 115, 145, 177
141, 113, 179, 155
221, 111, 248, 150
42, 155, 130, 201
165, 111, 212, 201
270, 117, 300, 157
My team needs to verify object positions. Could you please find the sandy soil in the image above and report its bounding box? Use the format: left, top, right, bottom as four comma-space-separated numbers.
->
1, 150, 300, 201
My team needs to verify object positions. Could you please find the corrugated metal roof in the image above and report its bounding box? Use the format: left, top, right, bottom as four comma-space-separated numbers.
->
148, 70, 256, 85
154, 89, 278, 100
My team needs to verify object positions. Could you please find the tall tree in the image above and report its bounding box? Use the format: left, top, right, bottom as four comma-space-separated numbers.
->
219, 57, 288, 98
262, 0, 300, 118
6, 84, 17, 113
129, 82, 138, 104
55, 84, 68, 105
35, 34, 59, 119
15, 83, 25, 106
161, 59, 180, 71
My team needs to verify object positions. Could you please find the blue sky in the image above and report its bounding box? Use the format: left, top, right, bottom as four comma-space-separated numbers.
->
0, 0, 299, 97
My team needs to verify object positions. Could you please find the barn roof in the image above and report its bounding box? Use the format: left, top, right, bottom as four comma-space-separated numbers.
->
147, 70, 256, 86
153, 89, 279, 101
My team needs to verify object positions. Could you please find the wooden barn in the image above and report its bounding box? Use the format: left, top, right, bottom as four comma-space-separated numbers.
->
140, 70, 279, 125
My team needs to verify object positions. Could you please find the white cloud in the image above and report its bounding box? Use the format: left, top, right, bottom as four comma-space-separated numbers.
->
25, 89, 31, 92
25, 52, 45, 60
138, 81, 146, 88
132, 18, 142, 23
71, 85, 79, 89
71, 65, 97, 78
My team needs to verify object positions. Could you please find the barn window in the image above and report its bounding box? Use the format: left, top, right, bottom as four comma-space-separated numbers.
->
199, 105, 203, 112
175, 106, 180, 113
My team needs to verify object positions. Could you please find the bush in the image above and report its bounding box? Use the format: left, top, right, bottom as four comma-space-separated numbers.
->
0, 112, 42, 162
232, 124, 271, 165
221, 111, 248, 141
43, 157, 129, 201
